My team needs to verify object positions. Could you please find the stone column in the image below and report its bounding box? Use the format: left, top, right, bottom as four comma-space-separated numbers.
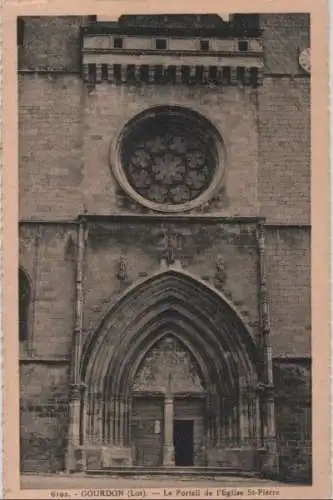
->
96, 64, 102, 83
107, 64, 114, 83
82, 64, 90, 82
202, 66, 209, 83
148, 65, 155, 83
120, 65, 127, 83
257, 222, 278, 477
134, 65, 141, 82
239, 377, 250, 447
230, 67, 238, 85
175, 66, 182, 84
189, 66, 196, 83
65, 215, 86, 472
163, 396, 175, 466
119, 398, 125, 446
65, 383, 86, 472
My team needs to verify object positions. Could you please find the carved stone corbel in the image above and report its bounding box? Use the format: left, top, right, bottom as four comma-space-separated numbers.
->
117, 255, 128, 282
255, 382, 275, 396
213, 255, 227, 289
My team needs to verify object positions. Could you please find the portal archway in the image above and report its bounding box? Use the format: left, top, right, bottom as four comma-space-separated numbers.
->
80, 269, 261, 468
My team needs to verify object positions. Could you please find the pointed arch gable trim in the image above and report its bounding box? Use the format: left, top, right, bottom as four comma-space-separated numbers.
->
80, 269, 262, 448
81, 268, 258, 379
80, 269, 260, 416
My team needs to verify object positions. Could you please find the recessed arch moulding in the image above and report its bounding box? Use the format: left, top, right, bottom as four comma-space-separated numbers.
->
109, 105, 226, 213
75, 270, 263, 470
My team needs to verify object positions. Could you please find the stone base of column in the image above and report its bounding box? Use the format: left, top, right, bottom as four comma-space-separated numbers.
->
65, 445, 76, 473
163, 444, 175, 466
65, 446, 86, 473
260, 438, 279, 478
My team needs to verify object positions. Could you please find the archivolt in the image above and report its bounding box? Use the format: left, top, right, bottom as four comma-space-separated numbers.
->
81, 268, 259, 389
80, 269, 260, 445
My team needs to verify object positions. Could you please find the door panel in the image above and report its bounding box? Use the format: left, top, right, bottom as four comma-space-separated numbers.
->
131, 397, 164, 466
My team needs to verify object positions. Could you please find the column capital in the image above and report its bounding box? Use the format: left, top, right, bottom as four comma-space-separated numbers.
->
163, 392, 174, 466
69, 383, 87, 401
255, 382, 275, 396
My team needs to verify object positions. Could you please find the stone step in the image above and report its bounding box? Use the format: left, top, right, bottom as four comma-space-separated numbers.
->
88, 466, 256, 478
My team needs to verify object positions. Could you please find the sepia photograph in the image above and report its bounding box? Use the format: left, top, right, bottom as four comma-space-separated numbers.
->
2, 3, 330, 498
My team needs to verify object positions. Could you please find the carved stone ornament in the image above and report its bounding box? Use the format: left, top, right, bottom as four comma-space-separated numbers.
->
69, 383, 86, 401
123, 133, 214, 205
111, 107, 225, 213
255, 382, 275, 396
117, 255, 128, 281
214, 255, 227, 289
160, 226, 183, 266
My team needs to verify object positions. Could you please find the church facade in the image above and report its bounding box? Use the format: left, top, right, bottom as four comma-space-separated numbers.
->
18, 14, 311, 482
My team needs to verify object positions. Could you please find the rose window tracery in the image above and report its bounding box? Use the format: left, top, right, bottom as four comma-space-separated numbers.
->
120, 119, 217, 206
113, 107, 225, 212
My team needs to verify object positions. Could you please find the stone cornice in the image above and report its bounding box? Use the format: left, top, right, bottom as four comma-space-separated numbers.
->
18, 217, 312, 228
83, 25, 262, 39
82, 62, 263, 87
82, 48, 263, 58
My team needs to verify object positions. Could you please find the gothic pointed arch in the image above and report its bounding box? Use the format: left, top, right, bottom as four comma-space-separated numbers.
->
80, 269, 261, 448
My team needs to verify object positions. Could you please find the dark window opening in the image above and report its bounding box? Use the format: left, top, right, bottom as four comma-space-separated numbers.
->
222, 66, 231, 84
114, 37, 123, 49
238, 40, 249, 52
249, 67, 258, 86
88, 64, 96, 81
155, 39, 167, 50
209, 66, 218, 83
195, 65, 204, 83
127, 64, 136, 81
139, 65, 150, 82
155, 65, 165, 83
200, 40, 210, 51
101, 64, 108, 81
165, 65, 176, 84
114, 64, 122, 81
19, 269, 30, 343
237, 66, 245, 83
17, 18, 25, 47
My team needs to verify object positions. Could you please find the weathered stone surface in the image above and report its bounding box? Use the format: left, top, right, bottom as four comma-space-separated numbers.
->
18, 14, 311, 480
133, 336, 204, 393
274, 361, 311, 483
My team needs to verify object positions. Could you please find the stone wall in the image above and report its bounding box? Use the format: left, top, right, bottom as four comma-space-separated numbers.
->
260, 14, 310, 75
274, 360, 312, 483
20, 363, 70, 473
82, 221, 260, 343
18, 75, 84, 220
257, 78, 310, 224
19, 224, 77, 357
18, 14, 311, 477
266, 227, 311, 357
18, 16, 89, 71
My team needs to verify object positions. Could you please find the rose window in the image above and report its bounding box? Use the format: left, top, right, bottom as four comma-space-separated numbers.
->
120, 115, 217, 206
113, 107, 224, 212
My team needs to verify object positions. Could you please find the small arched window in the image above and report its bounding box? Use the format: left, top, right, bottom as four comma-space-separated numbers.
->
19, 268, 30, 343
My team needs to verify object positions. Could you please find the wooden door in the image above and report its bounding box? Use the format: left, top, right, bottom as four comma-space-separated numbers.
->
131, 396, 164, 466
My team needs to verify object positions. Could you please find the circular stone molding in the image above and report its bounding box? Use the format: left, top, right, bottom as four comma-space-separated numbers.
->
110, 106, 226, 213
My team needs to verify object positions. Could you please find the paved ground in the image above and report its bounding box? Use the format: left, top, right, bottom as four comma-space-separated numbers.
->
21, 474, 283, 489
